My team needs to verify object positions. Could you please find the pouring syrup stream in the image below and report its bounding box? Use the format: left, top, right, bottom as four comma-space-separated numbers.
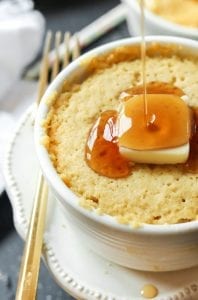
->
140, 0, 148, 126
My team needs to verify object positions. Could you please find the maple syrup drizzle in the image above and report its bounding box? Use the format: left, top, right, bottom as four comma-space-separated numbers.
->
85, 82, 198, 178
184, 108, 198, 172
119, 93, 191, 150
140, 0, 148, 126
118, 82, 191, 150
85, 110, 131, 179
120, 81, 184, 100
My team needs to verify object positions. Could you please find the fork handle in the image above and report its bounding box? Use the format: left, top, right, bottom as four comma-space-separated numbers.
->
15, 173, 48, 300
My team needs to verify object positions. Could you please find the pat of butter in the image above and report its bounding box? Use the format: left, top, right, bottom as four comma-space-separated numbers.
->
117, 93, 191, 164
120, 143, 189, 164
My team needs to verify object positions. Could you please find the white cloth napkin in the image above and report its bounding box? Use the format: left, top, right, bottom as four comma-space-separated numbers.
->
0, 0, 45, 193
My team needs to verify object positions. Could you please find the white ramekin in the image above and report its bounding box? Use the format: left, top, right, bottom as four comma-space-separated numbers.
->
35, 36, 198, 272
122, 0, 198, 40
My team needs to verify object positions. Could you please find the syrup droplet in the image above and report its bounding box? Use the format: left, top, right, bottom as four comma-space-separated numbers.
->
147, 114, 158, 131
141, 284, 158, 299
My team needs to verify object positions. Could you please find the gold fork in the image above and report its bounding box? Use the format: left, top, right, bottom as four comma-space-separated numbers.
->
15, 31, 80, 300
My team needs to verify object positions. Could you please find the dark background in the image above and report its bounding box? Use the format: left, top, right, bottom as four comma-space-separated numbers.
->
0, 0, 129, 299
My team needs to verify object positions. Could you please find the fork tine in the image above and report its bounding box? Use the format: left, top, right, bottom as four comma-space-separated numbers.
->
63, 31, 71, 68
72, 34, 81, 61
37, 30, 52, 105
51, 31, 62, 80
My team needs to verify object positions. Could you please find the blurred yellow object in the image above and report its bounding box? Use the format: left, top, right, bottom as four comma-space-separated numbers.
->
145, 0, 198, 28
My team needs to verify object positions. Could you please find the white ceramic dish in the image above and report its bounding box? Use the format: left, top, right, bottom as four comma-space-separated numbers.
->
35, 36, 198, 272
4, 106, 198, 300
122, 0, 198, 40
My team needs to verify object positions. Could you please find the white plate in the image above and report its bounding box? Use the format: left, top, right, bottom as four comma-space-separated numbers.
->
3, 106, 198, 300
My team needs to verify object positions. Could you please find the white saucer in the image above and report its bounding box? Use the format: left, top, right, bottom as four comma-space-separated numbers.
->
4, 106, 198, 300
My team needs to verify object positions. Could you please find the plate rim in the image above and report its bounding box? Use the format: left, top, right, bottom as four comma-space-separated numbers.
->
3, 106, 198, 300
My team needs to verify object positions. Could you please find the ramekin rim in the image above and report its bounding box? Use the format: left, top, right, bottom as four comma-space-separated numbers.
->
123, 0, 198, 37
34, 35, 198, 235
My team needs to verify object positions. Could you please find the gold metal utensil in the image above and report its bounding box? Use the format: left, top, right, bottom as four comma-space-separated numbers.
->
15, 31, 80, 300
